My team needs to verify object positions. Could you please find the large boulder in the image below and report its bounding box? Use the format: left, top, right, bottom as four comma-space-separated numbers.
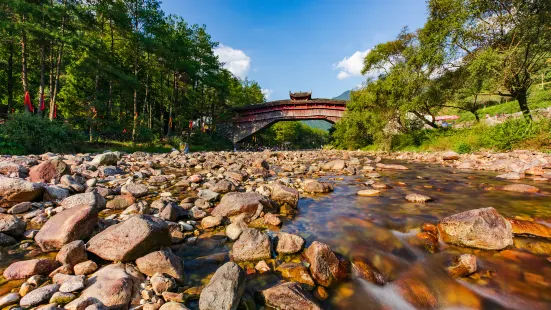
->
60, 191, 106, 210
90, 152, 118, 167
438, 207, 513, 250
322, 160, 345, 171
270, 182, 299, 208
231, 228, 271, 262
3, 259, 60, 280
0, 177, 44, 206
136, 250, 184, 283
35, 205, 98, 251
29, 159, 70, 183
0, 213, 27, 237
86, 215, 171, 261
65, 264, 136, 310
262, 282, 321, 310
211, 192, 271, 221
199, 262, 245, 310
304, 241, 343, 287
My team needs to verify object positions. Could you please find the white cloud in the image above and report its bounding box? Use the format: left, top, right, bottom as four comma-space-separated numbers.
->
261, 88, 273, 100
334, 49, 370, 80
214, 44, 251, 79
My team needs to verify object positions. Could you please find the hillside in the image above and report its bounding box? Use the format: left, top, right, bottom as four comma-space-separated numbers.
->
333, 90, 351, 100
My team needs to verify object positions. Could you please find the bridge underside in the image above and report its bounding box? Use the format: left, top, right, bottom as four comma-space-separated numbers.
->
232, 101, 346, 143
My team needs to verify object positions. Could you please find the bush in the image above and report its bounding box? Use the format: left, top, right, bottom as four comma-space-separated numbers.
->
455, 142, 472, 154
0, 112, 85, 154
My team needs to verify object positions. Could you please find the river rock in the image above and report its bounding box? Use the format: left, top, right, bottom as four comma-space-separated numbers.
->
508, 218, 551, 239
121, 182, 149, 198
151, 273, 176, 295
375, 163, 408, 170
276, 263, 315, 289
496, 172, 522, 180
90, 152, 118, 166
44, 185, 71, 201
0, 177, 44, 206
56, 240, 88, 266
276, 233, 304, 254
0, 162, 28, 177
29, 159, 70, 183
226, 220, 248, 241
86, 215, 171, 261
0, 213, 26, 236
199, 262, 245, 310
270, 182, 299, 208
35, 205, 98, 251
211, 192, 271, 221
49, 292, 76, 304
3, 259, 60, 280
0, 233, 16, 246
65, 264, 136, 310
405, 193, 432, 203
357, 189, 381, 196
502, 184, 540, 193
304, 241, 342, 287
262, 282, 321, 310
20, 284, 60, 308
447, 254, 477, 277
60, 191, 106, 210
106, 195, 135, 210
323, 159, 345, 171
198, 189, 219, 202
159, 302, 190, 310
8, 201, 32, 214
210, 179, 235, 194
442, 151, 460, 160
232, 228, 271, 262
0, 293, 20, 308
438, 207, 513, 250
201, 215, 223, 229
136, 250, 185, 283
303, 179, 333, 193
74, 260, 98, 275
59, 275, 86, 293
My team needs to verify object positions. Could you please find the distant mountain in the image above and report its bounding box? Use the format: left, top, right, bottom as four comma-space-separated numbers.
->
333, 90, 351, 100
301, 120, 332, 131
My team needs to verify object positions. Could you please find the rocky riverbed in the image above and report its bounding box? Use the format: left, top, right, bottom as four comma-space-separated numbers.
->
0, 149, 550, 309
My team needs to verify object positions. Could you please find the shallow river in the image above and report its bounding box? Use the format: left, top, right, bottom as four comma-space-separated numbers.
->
2, 160, 551, 310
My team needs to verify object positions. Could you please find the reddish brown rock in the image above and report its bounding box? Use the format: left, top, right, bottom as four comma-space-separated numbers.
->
276, 262, 315, 290
3, 259, 60, 280
86, 215, 171, 261
0, 177, 44, 207
29, 159, 69, 183
0, 213, 27, 237
231, 229, 271, 262
65, 264, 136, 309
56, 240, 88, 266
73, 261, 98, 276
447, 254, 477, 277
211, 192, 272, 221
508, 218, 551, 239
35, 205, 98, 251
270, 182, 299, 208
303, 179, 333, 193
106, 195, 136, 210
304, 241, 342, 287
351, 256, 386, 285
136, 250, 184, 283
262, 282, 321, 310
276, 233, 304, 254
502, 184, 539, 193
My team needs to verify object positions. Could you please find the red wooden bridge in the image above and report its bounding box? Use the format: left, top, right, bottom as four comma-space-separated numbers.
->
232, 92, 347, 143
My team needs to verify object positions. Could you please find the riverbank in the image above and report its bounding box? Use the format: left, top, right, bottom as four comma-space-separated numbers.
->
0, 150, 550, 309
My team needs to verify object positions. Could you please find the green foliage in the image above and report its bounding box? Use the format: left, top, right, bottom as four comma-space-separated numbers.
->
455, 142, 472, 154
0, 112, 85, 154
252, 121, 329, 149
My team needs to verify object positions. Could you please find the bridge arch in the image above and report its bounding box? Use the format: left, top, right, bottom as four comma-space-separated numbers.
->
232, 93, 346, 143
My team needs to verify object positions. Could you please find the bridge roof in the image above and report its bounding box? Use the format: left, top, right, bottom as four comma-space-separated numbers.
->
234, 98, 347, 112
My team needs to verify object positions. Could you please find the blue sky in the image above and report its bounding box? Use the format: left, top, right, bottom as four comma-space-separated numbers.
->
160, 0, 427, 100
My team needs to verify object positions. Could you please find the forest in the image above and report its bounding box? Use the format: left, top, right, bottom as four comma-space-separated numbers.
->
0, 0, 265, 153
332, 0, 551, 152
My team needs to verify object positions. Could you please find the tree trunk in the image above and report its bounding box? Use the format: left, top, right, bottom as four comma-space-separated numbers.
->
39, 44, 46, 117
50, 0, 66, 120
412, 111, 438, 129
516, 89, 532, 122
131, 0, 139, 142
7, 38, 14, 115
21, 15, 29, 98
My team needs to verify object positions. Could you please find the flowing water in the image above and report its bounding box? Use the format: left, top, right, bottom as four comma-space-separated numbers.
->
2, 160, 551, 309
